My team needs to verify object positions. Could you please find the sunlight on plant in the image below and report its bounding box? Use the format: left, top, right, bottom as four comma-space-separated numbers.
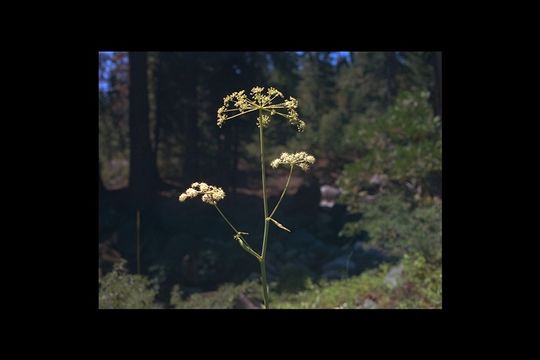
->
217, 87, 305, 131
179, 86, 315, 309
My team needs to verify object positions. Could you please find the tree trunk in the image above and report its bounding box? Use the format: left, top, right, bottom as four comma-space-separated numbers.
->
182, 53, 200, 182
128, 52, 160, 207
153, 53, 163, 172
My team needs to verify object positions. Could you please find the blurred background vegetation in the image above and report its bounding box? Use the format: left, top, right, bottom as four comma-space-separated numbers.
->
98, 51, 442, 309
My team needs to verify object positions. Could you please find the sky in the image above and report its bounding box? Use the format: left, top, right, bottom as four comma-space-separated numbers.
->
298, 51, 351, 64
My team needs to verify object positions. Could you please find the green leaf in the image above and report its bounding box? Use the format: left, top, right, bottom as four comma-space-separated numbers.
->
267, 217, 291, 232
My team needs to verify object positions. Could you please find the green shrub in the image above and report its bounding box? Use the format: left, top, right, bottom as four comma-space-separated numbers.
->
340, 192, 441, 260
272, 253, 441, 309
337, 90, 442, 261
338, 90, 441, 193
99, 261, 159, 309
273, 266, 389, 309
277, 264, 314, 293
170, 281, 262, 309
395, 252, 442, 308
167, 252, 442, 309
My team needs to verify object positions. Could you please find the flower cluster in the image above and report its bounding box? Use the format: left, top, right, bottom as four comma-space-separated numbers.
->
179, 182, 225, 205
257, 114, 270, 128
270, 152, 316, 171
217, 86, 305, 132
281, 96, 304, 131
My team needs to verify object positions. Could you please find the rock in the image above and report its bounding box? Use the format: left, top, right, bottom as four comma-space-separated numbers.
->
322, 255, 357, 273
321, 270, 342, 280
320, 185, 341, 208
361, 298, 378, 309
288, 230, 321, 247
234, 293, 261, 309
353, 241, 365, 252
369, 174, 387, 185
384, 264, 404, 289
311, 242, 337, 259
352, 247, 397, 273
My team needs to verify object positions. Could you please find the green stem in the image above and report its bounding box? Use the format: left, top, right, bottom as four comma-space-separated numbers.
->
260, 260, 269, 309
214, 204, 261, 261
214, 204, 240, 233
269, 165, 293, 218
259, 110, 270, 309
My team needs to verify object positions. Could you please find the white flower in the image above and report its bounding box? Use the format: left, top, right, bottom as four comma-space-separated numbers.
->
185, 188, 199, 197
284, 97, 298, 109
251, 86, 264, 94
179, 182, 226, 205
216, 86, 306, 132
270, 152, 316, 171
199, 182, 209, 192
270, 158, 281, 168
257, 114, 270, 128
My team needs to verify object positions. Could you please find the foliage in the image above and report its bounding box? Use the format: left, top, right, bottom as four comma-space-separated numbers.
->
276, 264, 314, 293
338, 90, 441, 197
99, 252, 441, 309
170, 281, 262, 309
396, 252, 442, 308
273, 252, 441, 309
167, 251, 441, 309
287, 52, 438, 181
99, 261, 160, 309
340, 192, 442, 260
337, 89, 442, 260
274, 268, 387, 309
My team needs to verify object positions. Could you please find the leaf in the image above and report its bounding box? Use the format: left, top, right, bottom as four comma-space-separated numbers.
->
267, 217, 291, 232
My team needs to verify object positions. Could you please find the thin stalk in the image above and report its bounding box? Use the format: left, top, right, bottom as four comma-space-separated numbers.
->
214, 204, 239, 233
136, 209, 141, 274
269, 165, 294, 218
260, 261, 269, 309
259, 109, 270, 309
214, 204, 261, 261
223, 108, 257, 120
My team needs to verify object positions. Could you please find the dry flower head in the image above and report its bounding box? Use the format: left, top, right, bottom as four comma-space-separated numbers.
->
270, 152, 316, 171
217, 87, 305, 132
179, 182, 225, 205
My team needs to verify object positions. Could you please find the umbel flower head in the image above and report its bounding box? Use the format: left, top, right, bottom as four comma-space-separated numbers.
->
217, 87, 306, 132
179, 182, 225, 205
270, 152, 316, 171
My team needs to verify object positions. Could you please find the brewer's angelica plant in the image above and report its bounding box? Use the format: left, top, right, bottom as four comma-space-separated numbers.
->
179, 87, 315, 309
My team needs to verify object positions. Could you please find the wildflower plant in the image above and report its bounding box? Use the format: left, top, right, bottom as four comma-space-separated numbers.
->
179, 87, 315, 309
